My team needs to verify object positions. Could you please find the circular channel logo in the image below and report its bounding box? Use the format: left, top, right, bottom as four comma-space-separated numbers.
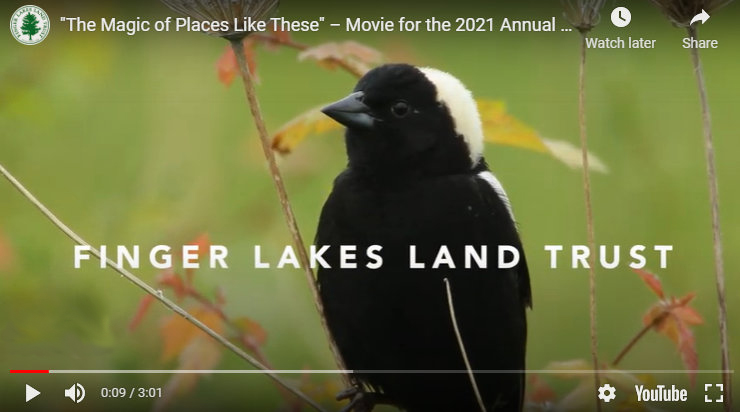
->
10, 5, 50, 45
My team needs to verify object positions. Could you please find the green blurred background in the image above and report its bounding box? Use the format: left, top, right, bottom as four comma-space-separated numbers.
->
1, 1, 738, 410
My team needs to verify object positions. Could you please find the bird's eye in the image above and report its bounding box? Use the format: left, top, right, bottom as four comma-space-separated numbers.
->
390, 101, 410, 118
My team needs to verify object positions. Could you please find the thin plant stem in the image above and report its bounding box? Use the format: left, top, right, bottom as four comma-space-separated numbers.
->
0, 162, 326, 412
687, 25, 732, 412
612, 312, 668, 367
443, 278, 487, 412
578, 33, 601, 412
229, 39, 350, 385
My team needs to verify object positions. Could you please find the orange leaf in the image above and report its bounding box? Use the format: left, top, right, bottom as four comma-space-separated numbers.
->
232, 316, 268, 348
243, 38, 259, 81
154, 335, 223, 410
271, 106, 343, 154
216, 44, 237, 86
540, 138, 609, 173
215, 286, 226, 306
543, 359, 592, 379
215, 39, 259, 87
180, 336, 222, 371
157, 270, 187, 299
673, 305, 703, 326
180, 234, 210, 277
297, 375, 344, 410
272, 28, 291, 44
298, 41, 381, 74
632, 268, 665, 299
128, 294, 155, 332
262, 22, 291, 51
643, 294, 703, 344
669, 294, 702, 386
298, 40, 383, 64
184, 268, 195, 287
675, 318, 699, 386
642, 304, 669, 330
478, 100, 548, 153
640, 279, 702, 386
270, 99, 607, 173
676, 292, 695, 307
527, 375, 557, 404
160, 307, 224, 362
341, 41, 383, 64
654, 310, 681, 344
184, 233, 211, 260
479, 100, 608, 173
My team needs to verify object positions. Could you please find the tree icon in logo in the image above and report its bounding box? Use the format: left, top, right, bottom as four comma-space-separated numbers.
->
20, 12, 41, 41
11, 6, 49, 45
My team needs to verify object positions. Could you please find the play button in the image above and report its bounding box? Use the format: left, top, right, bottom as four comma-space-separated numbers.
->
26, 384, 40, 402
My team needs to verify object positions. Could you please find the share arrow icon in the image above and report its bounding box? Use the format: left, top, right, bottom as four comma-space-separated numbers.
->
690, 9, 710, 25
26, 384, 40, 402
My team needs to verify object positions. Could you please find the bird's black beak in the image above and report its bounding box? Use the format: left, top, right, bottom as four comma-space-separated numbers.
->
321, 92, 375, 130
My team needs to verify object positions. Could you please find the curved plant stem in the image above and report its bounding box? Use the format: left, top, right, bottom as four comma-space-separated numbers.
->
687, 25, 732, 412
0, 162, 326, 412
612, 313, 668, 367
578, 34, 601, 412
229, 39, 350, 386
444, 278, 487, 412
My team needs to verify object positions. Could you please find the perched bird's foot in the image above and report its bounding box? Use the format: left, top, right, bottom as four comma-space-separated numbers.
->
336, 386, 388, 412
335, 386, 360, 402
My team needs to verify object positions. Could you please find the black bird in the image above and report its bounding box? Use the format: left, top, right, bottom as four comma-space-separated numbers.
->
316, 64, 532, 412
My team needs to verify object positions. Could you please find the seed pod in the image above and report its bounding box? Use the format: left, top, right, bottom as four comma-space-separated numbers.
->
160, 0, 279, 40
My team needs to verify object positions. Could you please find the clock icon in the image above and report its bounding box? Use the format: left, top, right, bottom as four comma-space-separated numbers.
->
611, 7, 631, 27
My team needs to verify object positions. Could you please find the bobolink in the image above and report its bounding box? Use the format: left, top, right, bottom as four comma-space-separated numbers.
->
317, 64, 531, 412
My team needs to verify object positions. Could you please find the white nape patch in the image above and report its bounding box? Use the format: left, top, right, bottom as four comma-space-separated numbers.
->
478, 171, 515, 221
419, 67, 484, 165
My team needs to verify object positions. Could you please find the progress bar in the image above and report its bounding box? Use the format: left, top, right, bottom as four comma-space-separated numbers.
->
10, 369, 735, 374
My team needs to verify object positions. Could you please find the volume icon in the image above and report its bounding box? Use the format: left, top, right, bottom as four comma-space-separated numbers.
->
64, 383, 86, 403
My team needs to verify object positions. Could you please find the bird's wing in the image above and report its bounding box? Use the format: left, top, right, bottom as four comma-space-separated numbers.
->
473, 167, 532, 308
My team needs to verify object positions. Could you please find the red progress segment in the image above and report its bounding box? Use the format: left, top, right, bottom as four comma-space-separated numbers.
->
9, 370, 49, 373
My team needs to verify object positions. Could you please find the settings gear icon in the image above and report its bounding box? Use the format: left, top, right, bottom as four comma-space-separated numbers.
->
598, 383, 617, 402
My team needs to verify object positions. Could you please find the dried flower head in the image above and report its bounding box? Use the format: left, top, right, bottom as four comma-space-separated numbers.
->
160, 0, 279, 40
649, 0, 732, 27
561, 0, 607, 33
